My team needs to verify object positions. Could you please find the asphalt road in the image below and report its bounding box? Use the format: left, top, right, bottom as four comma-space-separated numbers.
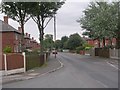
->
3, 52, 118, 88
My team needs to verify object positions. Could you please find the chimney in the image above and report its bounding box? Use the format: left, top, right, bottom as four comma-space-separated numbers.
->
4, 16, 8, 24
32, 37, 34, 40
29, 34, 30, 38
26, 33, 28, 36
18, 27, 22, 33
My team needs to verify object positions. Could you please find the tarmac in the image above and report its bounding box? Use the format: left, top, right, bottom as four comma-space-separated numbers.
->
1, 54, 64, 85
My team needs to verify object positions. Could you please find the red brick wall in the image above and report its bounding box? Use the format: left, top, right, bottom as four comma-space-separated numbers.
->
2, 32, 21, 52
87, 38, 117, 48
2, 32, 15, 52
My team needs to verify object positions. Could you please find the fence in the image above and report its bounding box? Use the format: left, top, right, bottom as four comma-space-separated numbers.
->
0, 53, 25, 76
89, 48, 120, 59
110, 49, 120, 59
0, 51, 51, 75
26, 52, 50, 71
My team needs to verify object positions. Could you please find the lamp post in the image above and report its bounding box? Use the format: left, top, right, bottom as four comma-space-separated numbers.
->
54, 14, 56, 58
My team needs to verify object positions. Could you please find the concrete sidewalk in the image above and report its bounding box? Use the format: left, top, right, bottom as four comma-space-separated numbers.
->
1, 54, 63, 84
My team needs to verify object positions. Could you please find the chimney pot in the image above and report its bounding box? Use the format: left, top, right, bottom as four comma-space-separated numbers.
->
18, 27, 22, 33
29, 34, 30, 38
26, 33, 28, 36
4, 16, 8, 24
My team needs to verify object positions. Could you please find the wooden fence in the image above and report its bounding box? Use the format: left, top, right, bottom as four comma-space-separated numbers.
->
89, 48, 120, 59
110, 49, 120, 59
0, 53, 26, 76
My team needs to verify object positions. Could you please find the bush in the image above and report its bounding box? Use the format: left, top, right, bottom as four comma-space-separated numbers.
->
3, 46, 12, 53
85, 46, 93, 50
83, 43, 93, 50
76, 46, 85, 54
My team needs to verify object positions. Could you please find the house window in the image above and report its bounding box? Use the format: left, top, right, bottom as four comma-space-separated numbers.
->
14, 46, 19, 52
15, 34, 18, 40
19, 44, 22, 52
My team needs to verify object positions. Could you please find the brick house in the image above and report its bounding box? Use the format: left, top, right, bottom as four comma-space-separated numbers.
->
84, 37, 117, 48
24, 33, 40, 50
1, 16, 40, 53
30, 37, 40, 50
0, 16, 22, 53
24, 33, 31, 49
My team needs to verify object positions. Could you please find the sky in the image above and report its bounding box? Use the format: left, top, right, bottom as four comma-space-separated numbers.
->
0, 0, 90, 43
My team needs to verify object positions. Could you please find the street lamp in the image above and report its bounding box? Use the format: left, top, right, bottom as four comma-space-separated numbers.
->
54, 13, 57, 58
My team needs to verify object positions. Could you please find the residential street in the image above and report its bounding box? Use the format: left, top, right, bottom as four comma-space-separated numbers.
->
3, 52, 118, 88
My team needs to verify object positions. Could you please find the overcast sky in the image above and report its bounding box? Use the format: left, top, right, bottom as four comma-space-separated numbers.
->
0, 0, 90, 43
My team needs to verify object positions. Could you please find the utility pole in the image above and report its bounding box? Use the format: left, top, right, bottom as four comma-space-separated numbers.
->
54, 14, 56, 58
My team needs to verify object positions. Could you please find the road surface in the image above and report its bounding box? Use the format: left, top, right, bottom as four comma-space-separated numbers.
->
3, 52, 118, 88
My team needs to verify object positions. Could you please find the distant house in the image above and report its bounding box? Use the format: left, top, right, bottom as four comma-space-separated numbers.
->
24, 33, 31, 50
24, 34, 40, 50
30, 37, 40, 50
0, 16, 22, 53
83, 36, 117, 48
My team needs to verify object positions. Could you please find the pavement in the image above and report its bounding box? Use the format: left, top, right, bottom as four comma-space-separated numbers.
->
1, 54, 64, 84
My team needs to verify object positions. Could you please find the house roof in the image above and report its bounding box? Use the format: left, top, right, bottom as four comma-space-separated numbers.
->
0, 20, 21, 34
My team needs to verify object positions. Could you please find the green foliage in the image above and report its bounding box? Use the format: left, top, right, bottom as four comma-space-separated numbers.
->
77, 2, 119, 48
67, 33, 84, 50
61, 36, 69, 49
3, 46, 12, 53
54, 40, 62, 50
83, 43, 93, 50
1, 2, 32, 32
26, 51, 43, 70
76, 46, 85, 54
43, 34, 54, 51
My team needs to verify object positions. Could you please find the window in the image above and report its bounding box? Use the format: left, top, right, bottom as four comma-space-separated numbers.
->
14, 46, 19, 52
15, 34, 18, 40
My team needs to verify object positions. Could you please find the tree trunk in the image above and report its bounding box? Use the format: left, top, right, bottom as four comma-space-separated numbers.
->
109, 38, 113, 46
103, 37, 105, 47
40, 15, 44, 55
98, 39, 100, 48
21, 22, 25, 52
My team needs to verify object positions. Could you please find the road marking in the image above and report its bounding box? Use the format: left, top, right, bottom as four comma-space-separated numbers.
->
106, 62, 119, 70
95, 80, 108, 88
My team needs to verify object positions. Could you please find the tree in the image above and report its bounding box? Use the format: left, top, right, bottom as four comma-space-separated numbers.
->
28, 2, 64, 54
54, 40, 62, 50
67, 33, 84, 50
77, 2, 119, 48
61, 36, 68, 49
43, 34, 54, 51
1, 2, 33, 51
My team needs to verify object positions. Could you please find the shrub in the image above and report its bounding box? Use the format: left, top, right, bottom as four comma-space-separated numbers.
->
83, 43, 93, 50
3, 46, 12, 53
85, 47, 92, 50
76, 46, 85, 54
